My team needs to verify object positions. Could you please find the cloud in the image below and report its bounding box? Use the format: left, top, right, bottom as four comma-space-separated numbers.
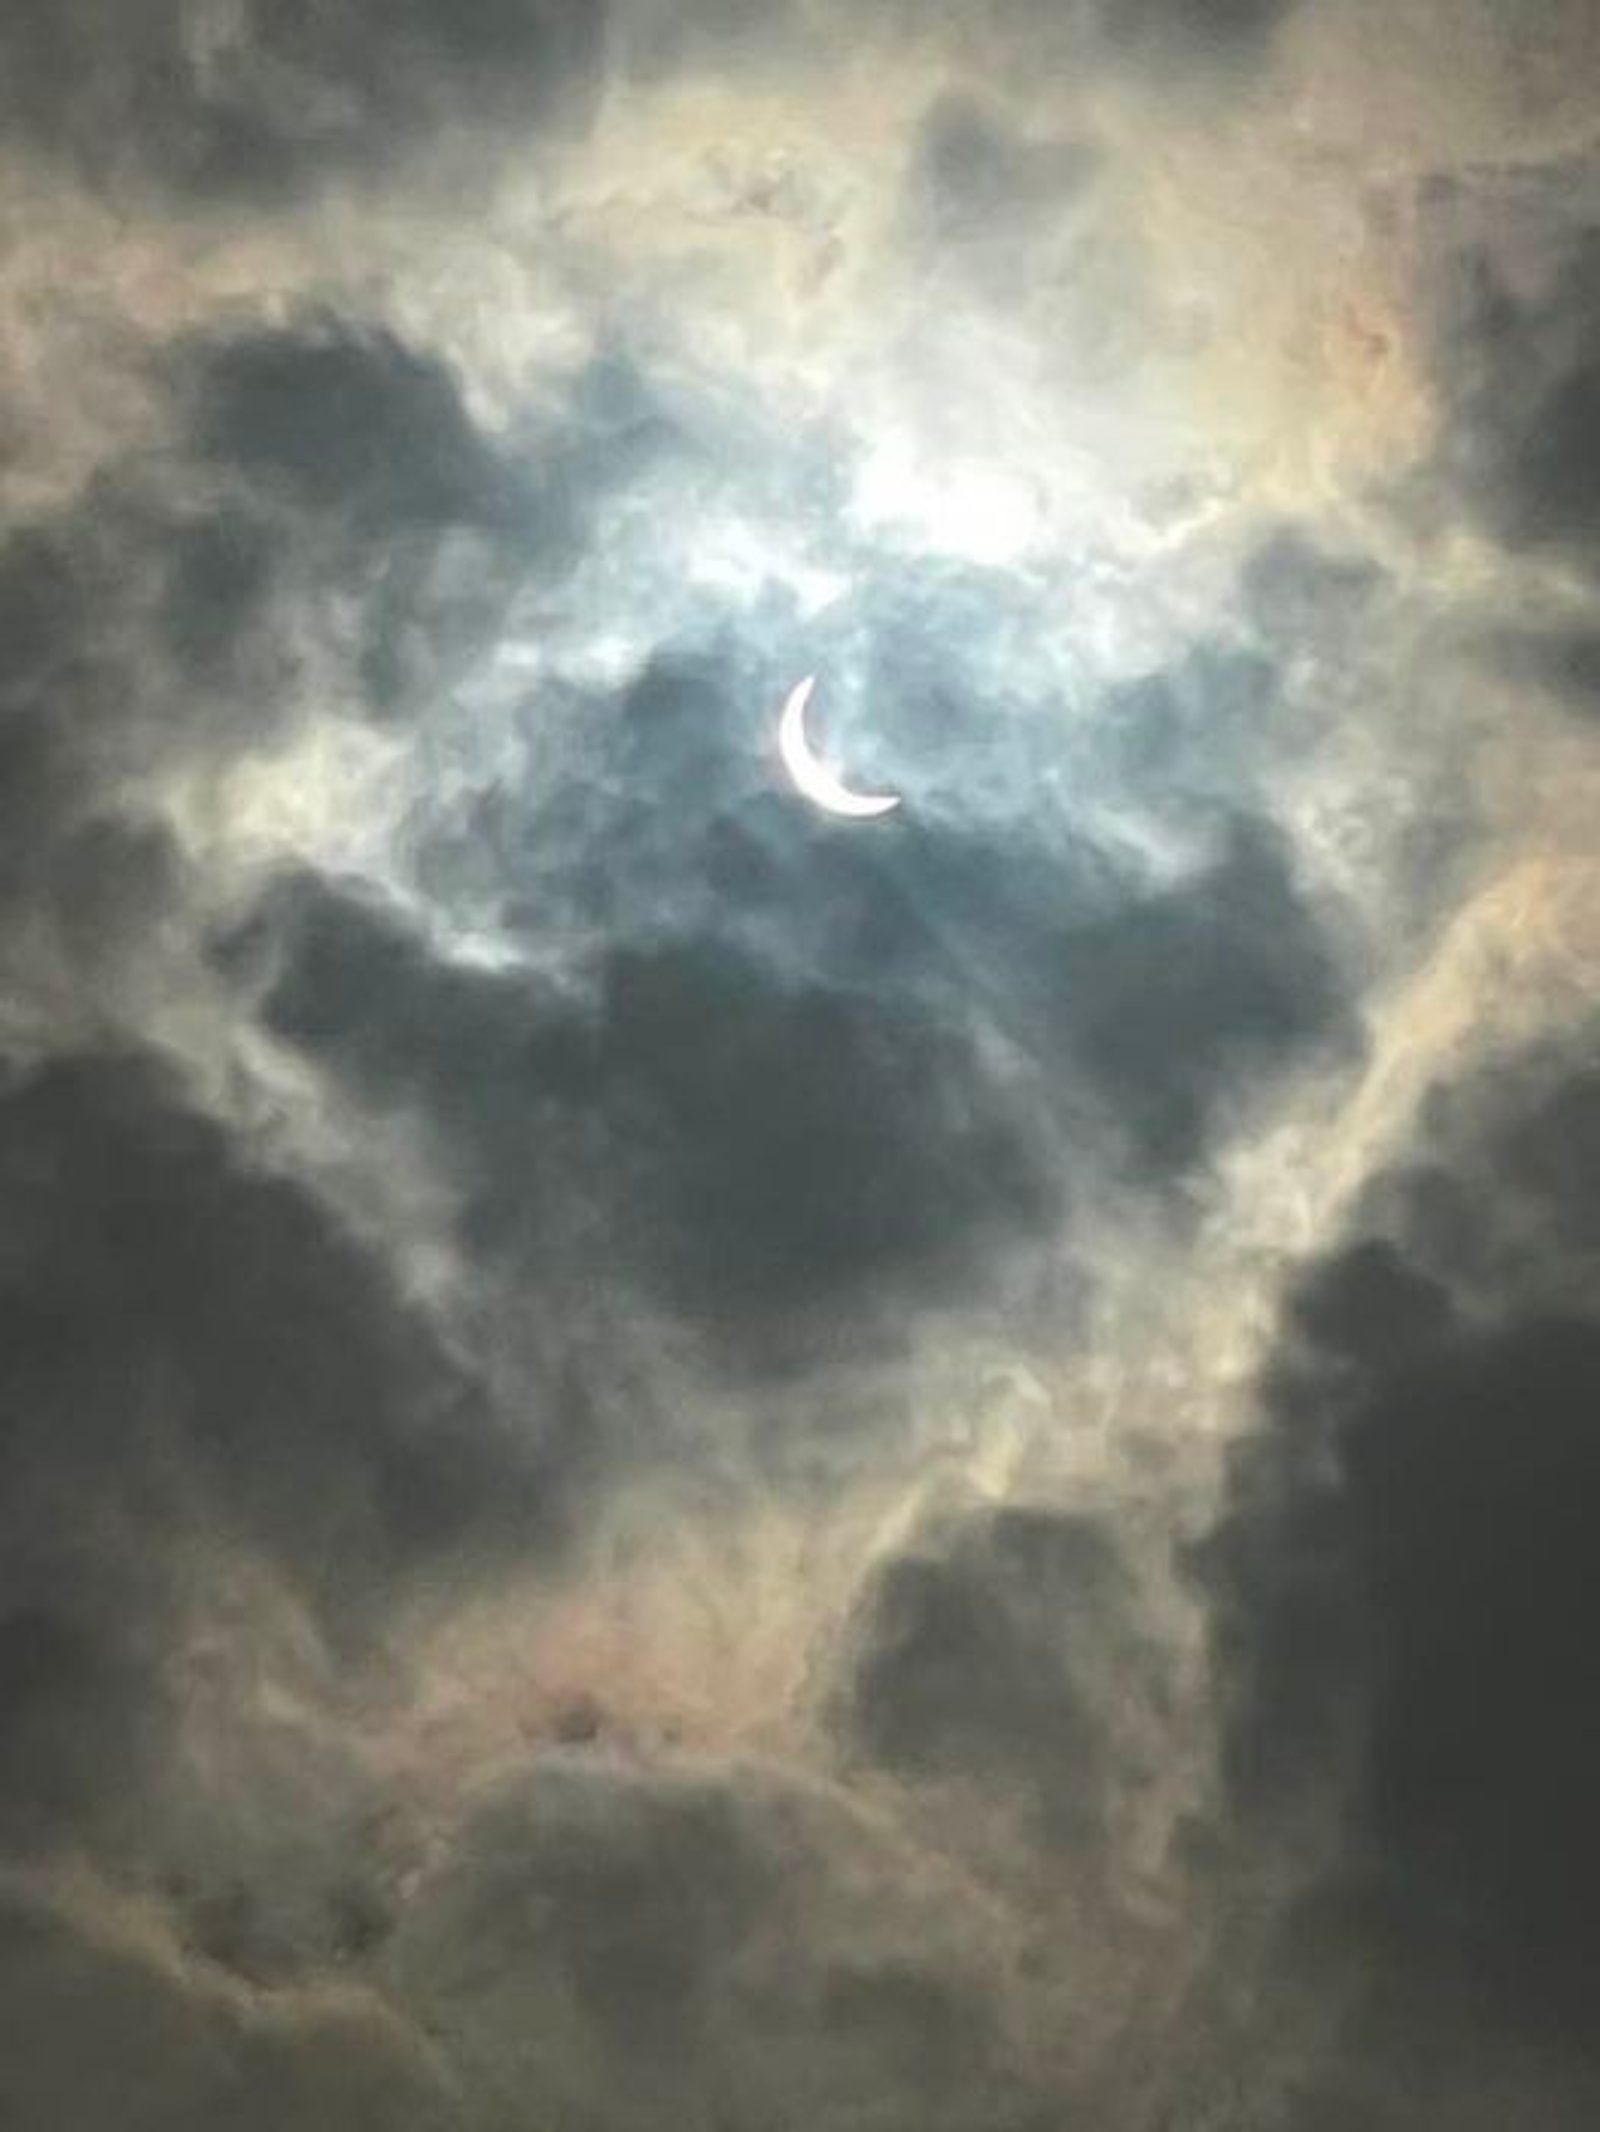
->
0, 1870, 447, 2132
386, 1756, 1046, 2132
0, 1048, 546, 2000
835, 1504, 1165, 1858
1483, 626, 1600, 722
0, 307, 554, 1022
239, 864, 1060, 1370
236, 674, 1351, 1381
0, 1, 1596, 2124
0, 1047, 534, 1665
1086, 0, 1299, 65
873, 0, 1297, 80
0, 0, 606, 203
1436, 218, 1600, 561
186, 322, 521, 535
904, 92, 1099, 255
1210, 1031, 1600, 2049
172, 315, 567, 727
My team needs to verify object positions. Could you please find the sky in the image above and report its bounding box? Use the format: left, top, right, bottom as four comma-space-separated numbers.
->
0, 3, 1598, 2126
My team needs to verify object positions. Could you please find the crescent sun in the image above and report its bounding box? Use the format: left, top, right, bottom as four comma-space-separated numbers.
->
776, 676, 902, 820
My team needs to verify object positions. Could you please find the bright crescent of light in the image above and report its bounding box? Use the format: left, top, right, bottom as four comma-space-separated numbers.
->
776, 676, 901, 820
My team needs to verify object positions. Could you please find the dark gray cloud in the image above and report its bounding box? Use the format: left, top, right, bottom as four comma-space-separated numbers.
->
905, 92, 1098, 251
1209, 1033, 1600, 2051
178, 318, 570, 723
0, 309, 546, 979
1438, 225, 1600, 561
622, 0, 1295, 93
187, 322, 521, 536
0, 1872, 448, 2132
1089, 0, 1296, 64
0, 1048, 535, 1670
238, 864, 1060, 1369
1483, 624, 1600, 722
0, 1043, 547, 1993
1239, 527, 1383, 658
878, 0, 1296, 77
611, 0, 810, 80
0, 0, 605, 202
0, 495, 202, 998
836, 1504, 1162, 1852
387, 1756, 1046, 2132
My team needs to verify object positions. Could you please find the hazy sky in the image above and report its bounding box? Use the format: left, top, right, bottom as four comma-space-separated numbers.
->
1, 4, 1598, 2127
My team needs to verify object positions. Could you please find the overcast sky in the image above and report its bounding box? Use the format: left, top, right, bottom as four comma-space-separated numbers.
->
1, 3, 1598, 2127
